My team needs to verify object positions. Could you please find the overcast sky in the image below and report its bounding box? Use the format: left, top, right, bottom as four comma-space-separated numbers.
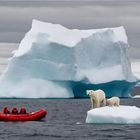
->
0, 0, 140, 59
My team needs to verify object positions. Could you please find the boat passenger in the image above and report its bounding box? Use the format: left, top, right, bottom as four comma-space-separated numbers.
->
19, 107, 27, 114
3, 107, 10, 114
11, 107, 18, 114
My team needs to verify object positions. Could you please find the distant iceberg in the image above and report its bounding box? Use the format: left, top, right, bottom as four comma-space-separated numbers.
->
0, 19, 137, 98
86, 106, 140, 124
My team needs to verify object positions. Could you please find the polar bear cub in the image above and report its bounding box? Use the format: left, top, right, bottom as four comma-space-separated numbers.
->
87, 90, 106, 109
107, 97, 120, 107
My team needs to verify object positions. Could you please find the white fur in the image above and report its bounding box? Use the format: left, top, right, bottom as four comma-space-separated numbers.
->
107, 97, 120, 107
87, 90, 106, 109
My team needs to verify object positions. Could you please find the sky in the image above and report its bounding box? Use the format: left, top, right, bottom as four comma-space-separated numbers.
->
0, 0, 140, 59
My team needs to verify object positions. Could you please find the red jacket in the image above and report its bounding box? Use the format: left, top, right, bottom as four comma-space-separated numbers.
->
12, 107, 18, 114
3, 107, 10, 114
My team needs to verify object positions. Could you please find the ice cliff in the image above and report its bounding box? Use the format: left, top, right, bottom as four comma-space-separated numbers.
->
0, 20, 137, 98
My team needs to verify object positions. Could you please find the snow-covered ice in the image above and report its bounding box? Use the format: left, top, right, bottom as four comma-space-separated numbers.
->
86, 105, 140, 124
0, 19, 137, 98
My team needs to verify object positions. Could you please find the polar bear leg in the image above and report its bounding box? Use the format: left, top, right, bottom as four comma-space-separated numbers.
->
115, 100, 120, 106
96, 101, 101, 108
108, 101, 113, 107
102, 98, 106, 107
90, 97, 94, 109
100, 98, 106, 107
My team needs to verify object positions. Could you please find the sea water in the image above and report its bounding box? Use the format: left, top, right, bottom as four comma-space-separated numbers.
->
0, 98, 139, 140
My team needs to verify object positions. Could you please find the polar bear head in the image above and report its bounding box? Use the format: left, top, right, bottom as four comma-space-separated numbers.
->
86, 90, 94, 96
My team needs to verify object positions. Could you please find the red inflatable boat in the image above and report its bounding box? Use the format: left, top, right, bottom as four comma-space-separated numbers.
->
0, 109, 47, 121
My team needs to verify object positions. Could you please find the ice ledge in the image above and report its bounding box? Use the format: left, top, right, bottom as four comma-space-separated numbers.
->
32, 19, 127, 47
86, 105, 140, 124
15, 19, 128, 58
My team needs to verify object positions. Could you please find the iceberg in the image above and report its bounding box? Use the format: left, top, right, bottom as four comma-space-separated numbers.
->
0, 19, 137, 98
86, 106, 140, 124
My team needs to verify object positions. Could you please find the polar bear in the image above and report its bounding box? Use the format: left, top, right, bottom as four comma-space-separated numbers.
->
107, 97, 120, 107
86, 89, 106, 109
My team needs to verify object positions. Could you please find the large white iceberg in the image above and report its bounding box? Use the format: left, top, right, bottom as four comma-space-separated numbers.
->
0, 20, 137, 98
86, 106, 140, 124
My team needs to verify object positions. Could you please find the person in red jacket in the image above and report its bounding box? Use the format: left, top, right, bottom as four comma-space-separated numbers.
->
3, 107, 10, 114
11, 107, 18, 114
19, 107, 27, 114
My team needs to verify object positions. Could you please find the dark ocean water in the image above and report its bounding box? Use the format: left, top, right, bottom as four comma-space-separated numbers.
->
0, 98, 139, 140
